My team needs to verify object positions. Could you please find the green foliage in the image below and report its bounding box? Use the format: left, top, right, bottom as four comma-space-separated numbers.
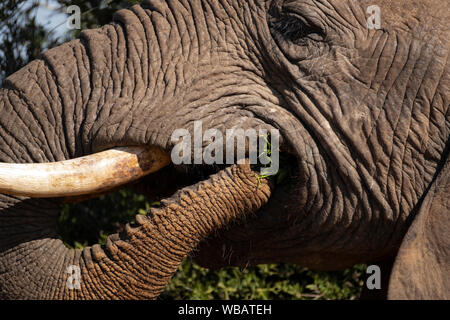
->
162, 260, 365, 300
256, 133, 297, 189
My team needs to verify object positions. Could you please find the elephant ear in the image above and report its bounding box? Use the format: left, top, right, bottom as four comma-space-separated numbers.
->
388, 156, 450, 299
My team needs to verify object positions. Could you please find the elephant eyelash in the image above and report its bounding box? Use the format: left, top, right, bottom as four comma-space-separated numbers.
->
271, 16, 323, 44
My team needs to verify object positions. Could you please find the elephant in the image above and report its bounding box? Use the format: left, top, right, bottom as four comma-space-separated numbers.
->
0, 0, 448, 300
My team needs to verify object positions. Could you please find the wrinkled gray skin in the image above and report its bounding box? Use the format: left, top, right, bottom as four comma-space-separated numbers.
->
0, 0, 448, 299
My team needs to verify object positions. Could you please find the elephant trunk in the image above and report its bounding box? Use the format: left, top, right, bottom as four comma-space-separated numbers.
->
0, 163, 271, 299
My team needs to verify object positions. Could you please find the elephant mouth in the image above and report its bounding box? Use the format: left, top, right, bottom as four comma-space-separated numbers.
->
0, 140, 296, 261
0, 139, 294, 207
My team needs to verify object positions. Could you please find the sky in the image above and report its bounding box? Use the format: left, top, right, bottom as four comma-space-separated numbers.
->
34, 0, 70, 41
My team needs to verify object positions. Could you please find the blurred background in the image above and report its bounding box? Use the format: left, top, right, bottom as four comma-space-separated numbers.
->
0, 0, 366, 299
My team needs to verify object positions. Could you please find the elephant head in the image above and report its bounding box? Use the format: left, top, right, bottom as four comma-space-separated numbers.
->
0, 0, 448, 299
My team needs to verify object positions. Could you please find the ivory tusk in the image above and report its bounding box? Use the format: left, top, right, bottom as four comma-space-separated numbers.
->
0, 146, 171, 198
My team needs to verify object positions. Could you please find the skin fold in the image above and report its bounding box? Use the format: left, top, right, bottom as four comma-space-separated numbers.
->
0, 0, 448, 299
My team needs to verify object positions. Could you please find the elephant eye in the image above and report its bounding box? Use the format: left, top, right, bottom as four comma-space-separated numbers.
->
271, 16, 324, 45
